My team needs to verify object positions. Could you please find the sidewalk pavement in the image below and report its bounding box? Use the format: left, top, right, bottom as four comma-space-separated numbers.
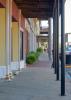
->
0, 53, 71, 100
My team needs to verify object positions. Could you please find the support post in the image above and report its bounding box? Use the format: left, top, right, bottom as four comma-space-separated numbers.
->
48, 18, 52, 60
61, 0, 65, 96
18, 10, 21, 71
53, 9, 56, 73
56, 0, 59, 80
55, 8, 57, 74
53, 10, 56, 72
53, 15, 55, 69
6, 0, 12, 78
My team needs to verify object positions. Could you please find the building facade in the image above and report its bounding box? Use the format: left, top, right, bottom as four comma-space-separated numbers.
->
0, 0, 40, 78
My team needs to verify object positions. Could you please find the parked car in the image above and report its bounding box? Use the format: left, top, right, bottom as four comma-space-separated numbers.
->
65, 45, 71, 64
66, 45, 71, 55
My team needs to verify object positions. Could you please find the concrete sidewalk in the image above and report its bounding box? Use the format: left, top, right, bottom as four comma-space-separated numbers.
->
0, 53, 71, 100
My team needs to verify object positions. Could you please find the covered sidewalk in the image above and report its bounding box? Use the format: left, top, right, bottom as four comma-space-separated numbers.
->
0, 0, 69, 98
0, 53, 71, 100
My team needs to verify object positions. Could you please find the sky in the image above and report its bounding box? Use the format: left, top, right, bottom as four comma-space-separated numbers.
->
40, 20, 49, 28
40, 0, 71, 33
65, 0, 71, 33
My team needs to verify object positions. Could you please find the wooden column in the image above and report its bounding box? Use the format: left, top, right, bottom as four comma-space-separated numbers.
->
6, 0, 12, 75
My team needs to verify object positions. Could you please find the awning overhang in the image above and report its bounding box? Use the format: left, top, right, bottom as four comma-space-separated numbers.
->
14, 0, 55, 19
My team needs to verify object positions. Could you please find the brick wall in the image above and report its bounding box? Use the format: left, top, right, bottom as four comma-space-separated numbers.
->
0, 0, 6, 8
12, 1, 19, 21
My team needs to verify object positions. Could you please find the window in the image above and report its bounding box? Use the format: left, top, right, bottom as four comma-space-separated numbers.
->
20, 31, 23, 60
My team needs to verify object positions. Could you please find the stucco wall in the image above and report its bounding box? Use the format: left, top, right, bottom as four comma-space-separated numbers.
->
0, 8, 6, 66
12, 22, 19, 61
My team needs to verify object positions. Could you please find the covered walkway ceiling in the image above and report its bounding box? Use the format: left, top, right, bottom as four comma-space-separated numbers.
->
15, 0, 55, 19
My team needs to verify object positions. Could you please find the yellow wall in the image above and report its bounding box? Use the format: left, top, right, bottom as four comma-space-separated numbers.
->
12, 22, 19, 61
0, 9, 6, 66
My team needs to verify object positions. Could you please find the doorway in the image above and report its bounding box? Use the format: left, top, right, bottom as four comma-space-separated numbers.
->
20, 31, 23, 60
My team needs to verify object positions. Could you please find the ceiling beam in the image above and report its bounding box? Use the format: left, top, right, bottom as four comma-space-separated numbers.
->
16, 2, 53, 5
15, 0, 54, 3
21, 8, 52, 12
14, 0, 54, 18
17, 5, 53, 10
22, 12, 52, 18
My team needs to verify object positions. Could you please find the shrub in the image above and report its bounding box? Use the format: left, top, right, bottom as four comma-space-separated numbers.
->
36, 47, 43, 53
26, 50, 43, 64
26, 52, 37, 64
36, 52, 40, 58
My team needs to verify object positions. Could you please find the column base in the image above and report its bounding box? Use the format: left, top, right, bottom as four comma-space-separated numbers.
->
0, 61, 26, 79
11, 61, 19, 71
20, 60, 26, 69
0, 66, 14, 80
0, 66, 6, 78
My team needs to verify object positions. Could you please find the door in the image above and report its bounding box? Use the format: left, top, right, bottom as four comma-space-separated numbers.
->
20, 31, 23, 60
